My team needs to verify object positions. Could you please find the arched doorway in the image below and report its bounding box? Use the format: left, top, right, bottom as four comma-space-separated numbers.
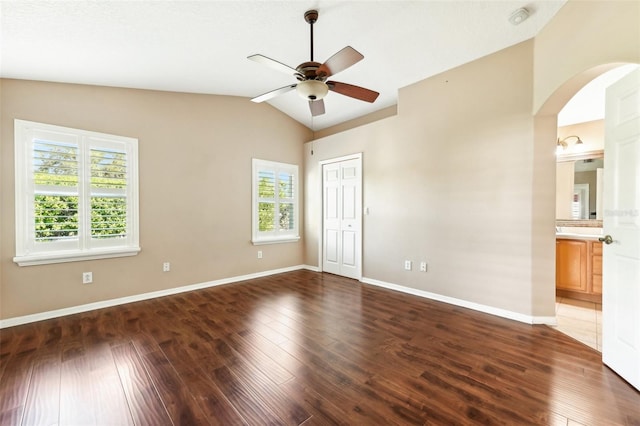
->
552, 64, 639, 351
535, 62, 640, 391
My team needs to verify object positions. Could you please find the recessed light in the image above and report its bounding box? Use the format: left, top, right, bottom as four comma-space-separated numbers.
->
509, 8, 530, 25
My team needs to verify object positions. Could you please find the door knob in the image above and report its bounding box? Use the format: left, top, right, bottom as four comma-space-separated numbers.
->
598, 235, 613, 245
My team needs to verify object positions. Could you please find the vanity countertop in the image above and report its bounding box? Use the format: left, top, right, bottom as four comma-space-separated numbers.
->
555, 226, 603, 241
556, 233, 603, 241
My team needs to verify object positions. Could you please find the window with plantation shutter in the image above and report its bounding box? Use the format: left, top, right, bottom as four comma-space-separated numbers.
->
14, 120, 140, 266
252, 159, 300, 245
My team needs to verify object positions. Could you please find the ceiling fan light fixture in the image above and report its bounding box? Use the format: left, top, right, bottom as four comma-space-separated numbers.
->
296, 80, 328, 101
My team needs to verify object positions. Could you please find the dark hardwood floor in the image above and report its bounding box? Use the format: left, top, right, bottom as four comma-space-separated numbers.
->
1, 270, 638, 425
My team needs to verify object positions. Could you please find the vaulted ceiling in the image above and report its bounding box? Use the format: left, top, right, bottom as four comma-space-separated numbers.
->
1, 1, 567, 130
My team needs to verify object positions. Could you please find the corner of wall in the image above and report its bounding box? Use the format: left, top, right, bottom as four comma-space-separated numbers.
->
534, 0, 640, 114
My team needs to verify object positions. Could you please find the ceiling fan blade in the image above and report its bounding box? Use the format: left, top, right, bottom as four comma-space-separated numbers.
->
248, 54, 298, 75
251, 84, 297, 103
317, 46, 364, 78
309, 99, 325, 116
327, 81, 379, 103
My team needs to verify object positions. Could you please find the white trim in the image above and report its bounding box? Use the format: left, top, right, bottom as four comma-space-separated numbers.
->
318, 153, 364, 165
302, 264, 321, 272
14, 247, 141, 266
533, 316, 557, 326
251, 158, 300, 244
0, 265, 317, 329
252, 236, 300, 246
361, 276, 557, 325
13, 119, 140, 265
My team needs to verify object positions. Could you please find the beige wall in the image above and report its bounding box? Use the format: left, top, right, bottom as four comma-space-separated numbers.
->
1, 80, 311, 319
305, 0, 639, 320
534, 0, 640, 116
305, 40, 539, 316
313, 105, 398, 140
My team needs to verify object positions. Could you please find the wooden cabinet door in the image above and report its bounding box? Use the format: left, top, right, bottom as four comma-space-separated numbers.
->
592, 242, 603, 295
592, 274, 602, 295
556, 240, 587, 292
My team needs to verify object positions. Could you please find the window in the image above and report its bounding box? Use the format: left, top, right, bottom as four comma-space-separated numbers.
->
14, 120, 140, 266
252, 159, 300, 245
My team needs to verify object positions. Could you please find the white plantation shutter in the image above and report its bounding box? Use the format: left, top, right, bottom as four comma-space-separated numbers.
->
278, 170, 295, 232
89, 142, 129, 242
33, 138, 80, 245
252, 159, 300, 244
14, 120, 140, 266
257, 169, 276, 232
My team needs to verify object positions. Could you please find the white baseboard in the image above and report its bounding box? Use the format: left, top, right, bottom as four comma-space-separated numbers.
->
532, 316, 557, 326
361, 277, 556, 325
0, 265, 316, 329
1, 266, 555, 329
302, 264, 321, 272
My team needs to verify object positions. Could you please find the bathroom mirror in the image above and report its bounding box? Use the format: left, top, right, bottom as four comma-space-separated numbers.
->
556, 150, 604, 223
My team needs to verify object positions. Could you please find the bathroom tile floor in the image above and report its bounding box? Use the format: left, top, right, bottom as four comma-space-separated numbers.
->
552, 297, 602, 352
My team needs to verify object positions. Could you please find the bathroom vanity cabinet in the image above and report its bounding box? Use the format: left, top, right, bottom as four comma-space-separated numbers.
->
556, 238, 602, 303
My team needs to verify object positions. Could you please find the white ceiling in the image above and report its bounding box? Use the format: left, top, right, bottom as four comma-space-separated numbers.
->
1, 0, 567, 131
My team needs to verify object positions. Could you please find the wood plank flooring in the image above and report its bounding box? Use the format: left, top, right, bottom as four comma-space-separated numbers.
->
1, 270, 638, 425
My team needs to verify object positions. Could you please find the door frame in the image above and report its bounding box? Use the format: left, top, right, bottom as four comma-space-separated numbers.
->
318, 153, 363, 279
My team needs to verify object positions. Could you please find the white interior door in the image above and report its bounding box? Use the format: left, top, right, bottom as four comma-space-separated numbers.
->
602, 68, 640, 391
322, 156, 362, 279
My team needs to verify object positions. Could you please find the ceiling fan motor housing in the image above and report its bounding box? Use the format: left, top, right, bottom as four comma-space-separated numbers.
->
296, 61, 324, 80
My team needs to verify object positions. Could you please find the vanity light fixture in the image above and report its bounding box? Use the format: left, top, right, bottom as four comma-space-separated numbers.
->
557, 135, 584, 153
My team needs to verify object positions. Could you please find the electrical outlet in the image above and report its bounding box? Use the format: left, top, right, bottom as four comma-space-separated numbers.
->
257, 250, 263, 259
420, 261, 427, 272
82, 272, 93, 284
404, 260, 412, 271
163, 262, 170, 272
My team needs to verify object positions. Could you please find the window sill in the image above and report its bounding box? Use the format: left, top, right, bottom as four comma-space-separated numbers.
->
14, 247, 141, 267
252, 236, 300, 246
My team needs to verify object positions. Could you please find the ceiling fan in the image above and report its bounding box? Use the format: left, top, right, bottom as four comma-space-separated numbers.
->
248, 9, 379, 117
